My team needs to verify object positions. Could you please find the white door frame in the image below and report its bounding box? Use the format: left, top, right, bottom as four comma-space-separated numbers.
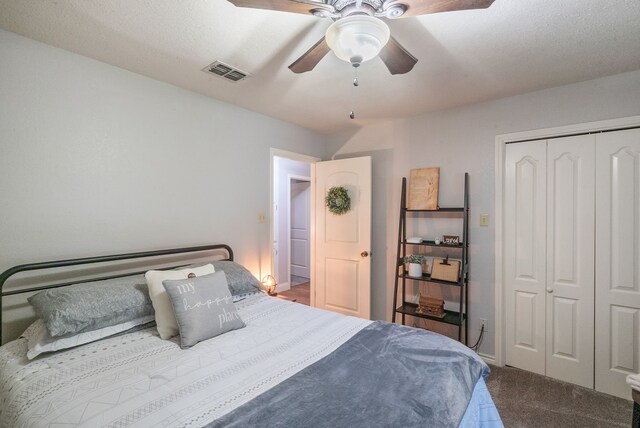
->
269, 149, 320, 292
494, 115, 640, 366
288, 174, 311, 284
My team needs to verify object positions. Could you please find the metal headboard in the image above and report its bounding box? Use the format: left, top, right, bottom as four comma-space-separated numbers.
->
0, 244, 233, 344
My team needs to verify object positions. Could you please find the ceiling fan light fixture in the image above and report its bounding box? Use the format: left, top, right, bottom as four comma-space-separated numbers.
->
325, 15, 390, 65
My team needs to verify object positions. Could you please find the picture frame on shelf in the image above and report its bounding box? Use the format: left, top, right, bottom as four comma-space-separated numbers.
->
430, 257, 461, 282
408, 167, 439, 210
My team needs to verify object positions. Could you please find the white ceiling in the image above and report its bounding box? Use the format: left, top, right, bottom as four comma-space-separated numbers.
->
1, 0, 639, 135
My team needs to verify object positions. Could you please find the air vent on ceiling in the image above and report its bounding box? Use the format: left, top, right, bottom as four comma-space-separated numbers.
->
202, 61, 250, 82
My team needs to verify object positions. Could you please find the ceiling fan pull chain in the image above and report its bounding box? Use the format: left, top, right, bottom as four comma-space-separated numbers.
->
350, 64, 359, 120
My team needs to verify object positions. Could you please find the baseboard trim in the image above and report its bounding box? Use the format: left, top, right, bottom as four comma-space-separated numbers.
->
479, 353, 497, 365
275, 282, 290, 293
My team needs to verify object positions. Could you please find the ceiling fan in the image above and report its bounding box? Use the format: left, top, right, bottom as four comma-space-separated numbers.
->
226, 0, 495, 75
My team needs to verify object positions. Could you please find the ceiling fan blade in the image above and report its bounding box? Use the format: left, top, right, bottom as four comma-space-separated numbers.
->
386, 0, 495, 17
379, 36, 417, 75
226, 0, 335, 16
288, 37, 331, 73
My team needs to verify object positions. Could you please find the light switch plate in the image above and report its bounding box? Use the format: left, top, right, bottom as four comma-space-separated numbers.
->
480, 214, 489, 227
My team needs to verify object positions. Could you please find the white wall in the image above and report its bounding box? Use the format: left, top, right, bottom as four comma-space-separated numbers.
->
331, 69, 640, 357
0, 29, 327, 292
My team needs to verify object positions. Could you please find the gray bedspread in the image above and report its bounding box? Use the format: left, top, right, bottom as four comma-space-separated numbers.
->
209, 321, 489, 428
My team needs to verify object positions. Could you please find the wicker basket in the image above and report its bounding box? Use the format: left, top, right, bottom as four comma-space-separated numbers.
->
416, 295, 445, 318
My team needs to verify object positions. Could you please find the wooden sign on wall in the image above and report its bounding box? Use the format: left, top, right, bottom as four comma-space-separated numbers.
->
408, 167, 440, 210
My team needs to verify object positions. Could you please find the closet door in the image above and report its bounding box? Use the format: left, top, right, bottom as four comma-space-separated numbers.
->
595, 128, 640, 398
545, 135, 595, 388
505, 141, 547, 375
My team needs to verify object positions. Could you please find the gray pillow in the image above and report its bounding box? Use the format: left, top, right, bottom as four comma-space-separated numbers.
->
210, 261, 262, 295
163, 271, 245, 349
28, 274, 154, 338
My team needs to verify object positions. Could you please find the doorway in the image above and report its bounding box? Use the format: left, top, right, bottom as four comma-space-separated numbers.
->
290, 177, 311, 287
270, 149, 318, 295
269, 150, 372, 319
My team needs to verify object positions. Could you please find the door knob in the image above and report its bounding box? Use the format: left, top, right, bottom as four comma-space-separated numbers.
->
546, 287, 554, 293
361, 251, 369, 258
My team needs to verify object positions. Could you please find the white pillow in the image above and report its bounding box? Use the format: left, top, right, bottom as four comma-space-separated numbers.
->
22, 316, 155, 360
145, 264, 215, 339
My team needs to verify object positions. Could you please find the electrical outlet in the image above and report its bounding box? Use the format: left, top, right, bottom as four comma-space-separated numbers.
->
480, 214, 489, 227
258, 213, 266, 224
479, 318, 489, 332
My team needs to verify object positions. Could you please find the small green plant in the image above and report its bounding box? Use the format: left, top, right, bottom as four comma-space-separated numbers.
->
403, 254, 427, 264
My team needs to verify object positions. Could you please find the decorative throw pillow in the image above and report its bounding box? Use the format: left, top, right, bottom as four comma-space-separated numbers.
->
163, 271, 245, 349
145, 264, 214, 339
210, 261, 262, 295
28, 274, 154, 337
21, 316, 155, 360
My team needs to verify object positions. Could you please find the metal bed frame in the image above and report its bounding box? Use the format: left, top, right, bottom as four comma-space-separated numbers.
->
0, 244, 233, 345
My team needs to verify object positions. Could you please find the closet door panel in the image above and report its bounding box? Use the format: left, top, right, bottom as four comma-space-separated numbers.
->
610, 306, 639, 370
551, 297, 578, 356
545, 135, 595, 388
505, 141, 547, 374
595, 128, 640, 399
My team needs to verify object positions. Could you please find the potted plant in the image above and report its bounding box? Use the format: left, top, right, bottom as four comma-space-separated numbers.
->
403, 254, 427, 278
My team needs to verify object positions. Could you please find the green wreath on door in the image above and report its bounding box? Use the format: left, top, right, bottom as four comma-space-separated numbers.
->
325, 186, 351, 215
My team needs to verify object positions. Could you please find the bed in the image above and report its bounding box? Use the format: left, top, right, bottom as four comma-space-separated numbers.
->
0, 244, 502, 427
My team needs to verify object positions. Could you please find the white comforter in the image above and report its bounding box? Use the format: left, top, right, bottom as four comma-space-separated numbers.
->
0, 294, 370, 427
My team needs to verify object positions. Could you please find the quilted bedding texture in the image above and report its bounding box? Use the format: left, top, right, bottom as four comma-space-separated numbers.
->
0, 294, 369, 427
0, 294, 500, 427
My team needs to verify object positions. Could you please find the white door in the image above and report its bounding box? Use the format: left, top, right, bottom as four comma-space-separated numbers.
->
595, 128, 640, 398
505, 136, 596, 386
290, 179, 310, 279
313, 156, 371, 319
505, 140, 547, 375
545, 135, 595, 388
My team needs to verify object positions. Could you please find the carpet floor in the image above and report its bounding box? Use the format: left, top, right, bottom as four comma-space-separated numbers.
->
486, 364, 632, 427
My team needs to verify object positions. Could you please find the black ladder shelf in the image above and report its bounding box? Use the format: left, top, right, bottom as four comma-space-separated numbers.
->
392, 173, 469, 344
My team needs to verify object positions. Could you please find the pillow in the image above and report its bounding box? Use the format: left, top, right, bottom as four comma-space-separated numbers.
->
21, 316, 155, 360
210, 261, 262, 295
145, 264, 214, 340
163, 271, 245, 349
28, 274, 154, 337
